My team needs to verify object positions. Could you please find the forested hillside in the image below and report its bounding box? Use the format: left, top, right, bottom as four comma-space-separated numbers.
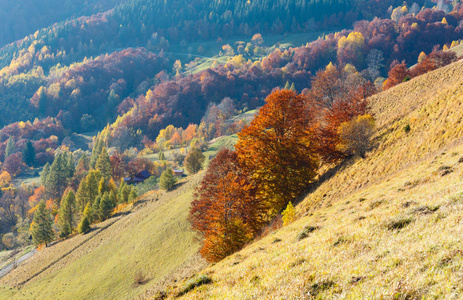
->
0, 0, 128, 47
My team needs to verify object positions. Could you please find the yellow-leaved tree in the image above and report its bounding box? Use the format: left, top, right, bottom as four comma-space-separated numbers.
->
338, 114, 375, 158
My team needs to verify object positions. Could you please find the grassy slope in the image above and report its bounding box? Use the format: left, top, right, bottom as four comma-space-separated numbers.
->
0, 174, 205, 300
172, 31, 330, 76
172, 59, 463, 299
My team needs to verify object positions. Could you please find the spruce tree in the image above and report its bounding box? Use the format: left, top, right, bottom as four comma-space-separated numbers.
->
98, 177, 107, 196
37, 86, 47, 115
159, 168, 177, 191
128, 187, 138, 202
22, 140, 36, 166
158, 151, 166, 161
45, 153, 71, 198
76, 179, 91, 212
283, 81, 291, 90
290, 82, 296, 92
96, 147, 111, 180
58, 190, 76, 237
31, 200, 54, 246
66, 153, 75, 179
78, 215, 91, 234
87, 170, 102, 202
90, 137, 103, 169
41, 163, 50, 186
109, 190, 118, 207
99, 192, 113, 221
45, 154, 64, 198
83, 203, 93, 222
5, 136, 15, 158
118, 181, 130, 203
92, 195, 101, 221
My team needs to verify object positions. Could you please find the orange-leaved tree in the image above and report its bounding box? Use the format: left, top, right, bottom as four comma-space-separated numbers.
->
235, 89, 319, 215
189, 149, 265, 262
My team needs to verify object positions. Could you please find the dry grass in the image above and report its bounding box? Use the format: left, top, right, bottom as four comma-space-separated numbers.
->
159, 60, 463, 299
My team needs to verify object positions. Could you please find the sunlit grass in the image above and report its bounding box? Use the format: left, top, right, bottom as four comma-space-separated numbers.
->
0, 174, 205, 300
168, 60, 463, 299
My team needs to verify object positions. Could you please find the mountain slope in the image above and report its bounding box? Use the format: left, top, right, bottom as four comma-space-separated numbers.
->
0, 0, 128, 47
169, 59, 463, 298
0, 174, 205, 299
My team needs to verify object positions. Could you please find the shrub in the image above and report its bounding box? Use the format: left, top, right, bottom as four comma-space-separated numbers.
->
133, 270, 147, 286
297, 225, 319, 240
404, 124, 411, 133
386, 216, 412, 230
177, 275, 212, 296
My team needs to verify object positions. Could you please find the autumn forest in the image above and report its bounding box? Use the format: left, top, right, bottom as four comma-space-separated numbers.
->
0, 0, 463, 287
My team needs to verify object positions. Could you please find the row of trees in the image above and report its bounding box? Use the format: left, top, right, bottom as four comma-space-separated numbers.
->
384, 49, 458, 90
190, 83, 375, 261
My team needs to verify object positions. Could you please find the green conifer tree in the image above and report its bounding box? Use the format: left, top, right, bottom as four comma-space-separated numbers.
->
90, 137, 104, 169
78, 215, 91, 234
159, 168, 177, 191
41, 163, 51, 186
118, 181, 130, 203
22, 140, 36, 166
128, 187, 138, 202
290, 82, 296, 92
99, 192, 113, 221
158, 151, 166, 161
86, 170, 102, 203
76, 179, 91, 212
58, 190, 76, 237
98, 177, 107, 196
31, 200, 54, 246
109, 190, 118, 207
92, 195, 101, 221
83, 203, 93, 222
37, 86, 47, 115
45, 153, 67, 198
96, 147, 111, 180
283, 81, 291, 90
5, 136, 16, 158
67, 153, 75, 179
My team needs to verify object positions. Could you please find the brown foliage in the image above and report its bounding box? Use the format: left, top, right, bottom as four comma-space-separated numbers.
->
383, 61, 409, 90
236, 89, 319, 214
127, 157, 155, 177
189, 149, 265, 262
110, 150, 128, 180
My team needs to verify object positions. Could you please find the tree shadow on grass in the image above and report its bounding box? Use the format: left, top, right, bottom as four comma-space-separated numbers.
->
293, 157, 357, 207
